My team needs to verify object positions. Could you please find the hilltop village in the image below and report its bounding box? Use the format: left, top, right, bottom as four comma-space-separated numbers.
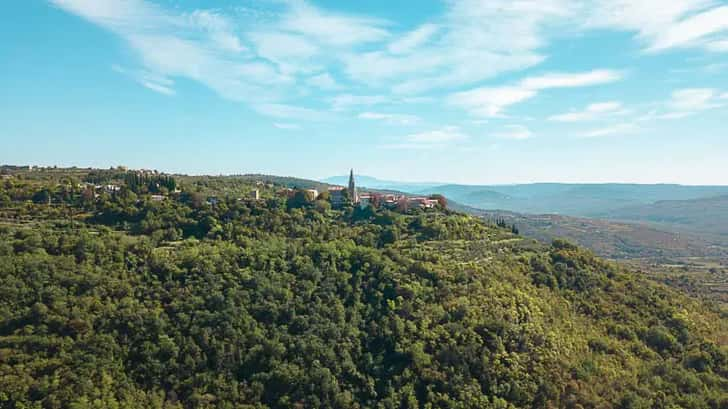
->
279, 170, 443, 210
0, 165, 445, 212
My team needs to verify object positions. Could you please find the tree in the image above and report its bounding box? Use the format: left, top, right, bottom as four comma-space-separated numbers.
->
429, 194, 447, 209
287, 190, 312, 210
32, 189, 51, 205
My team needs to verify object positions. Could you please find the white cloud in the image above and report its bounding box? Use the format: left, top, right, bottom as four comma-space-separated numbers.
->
706, 39, 728, 52
581, 123, 638, 138
449, 70, 623, 117
254, 103, 331, 121
273, 122, 301, 130
51, 0, 299, 103
668, 88, 719, 111
449, 87, 537, 117
379, 143, 442, 150
187, 10, 246, 53
331, 94, 389, 111
549, 101, 625, 122
647, 6, 728, 51
381, 125, 469, 150
343, 0, 572, 93
520, 70, 622, 90
637, 88, 727, 121
387, 24, 439, 54
112, 65, 175, 95
306, 72, 340, 90
406, 126, 468, 144
492, 125, 533, 140
658, 111, 694, 119
278, 1, 389, 47
584, 0, 728, 52
248, 32, 320, 74
358, 112, 420, 125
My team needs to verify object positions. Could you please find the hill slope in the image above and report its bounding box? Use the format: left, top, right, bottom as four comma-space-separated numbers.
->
457, 205, 726, 259
1, 168, 727, 408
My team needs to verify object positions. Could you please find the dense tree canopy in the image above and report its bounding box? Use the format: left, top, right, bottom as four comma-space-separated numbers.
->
0, 167, 727, 408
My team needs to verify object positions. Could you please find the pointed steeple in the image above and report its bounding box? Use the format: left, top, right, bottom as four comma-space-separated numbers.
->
348, 169, 358, 203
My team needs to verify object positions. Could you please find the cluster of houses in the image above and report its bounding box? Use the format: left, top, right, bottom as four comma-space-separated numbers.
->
77, 182, 121, 195
277, 170, 441, 210
341, 169, 441, 209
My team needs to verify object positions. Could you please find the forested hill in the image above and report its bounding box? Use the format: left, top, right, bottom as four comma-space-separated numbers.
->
1, 168, 728, 408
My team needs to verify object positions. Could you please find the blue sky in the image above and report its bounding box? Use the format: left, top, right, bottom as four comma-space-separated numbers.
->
2, 0, 728, 184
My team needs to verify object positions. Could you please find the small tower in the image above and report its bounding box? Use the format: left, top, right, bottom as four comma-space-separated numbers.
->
348, 169, 359, 203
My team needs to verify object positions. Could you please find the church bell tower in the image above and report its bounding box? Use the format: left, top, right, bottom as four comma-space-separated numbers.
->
348, 169, 358, 203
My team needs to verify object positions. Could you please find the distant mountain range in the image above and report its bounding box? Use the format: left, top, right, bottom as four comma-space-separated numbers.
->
598, 194, 728, 240
324, 175, 728, 260
323, 175, 728, 217
322, 175, 440, 194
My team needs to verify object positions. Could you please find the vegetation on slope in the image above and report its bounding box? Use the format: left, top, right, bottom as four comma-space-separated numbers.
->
0, 168, 727, 408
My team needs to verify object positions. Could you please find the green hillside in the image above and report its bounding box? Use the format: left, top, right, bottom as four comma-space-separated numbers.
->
1, 168, 728, 408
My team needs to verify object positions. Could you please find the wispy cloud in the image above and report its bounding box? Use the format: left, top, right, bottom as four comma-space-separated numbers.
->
331, 94, 390, 111
492, 125, 533, 140
581, 123, 638, 138
273, 122, 301, 130
449, 87, 537, 117
706, 39, 728, 52
277, 1, 389, 47
51, 0, 294, 102
449, 70, 623, 117
584, 0, 728, 52
636, 88, 727, 122
254, 103, 331, 121
406, 126, 468, 144
520, 70, 623, 89
382, 125, 468, 149
306, 72, 341, 90
647, 6, 728, 51
358, 112, 420, 125
112, 64, 175, 95
343, 0, 572, 94
549, 101, 626, 122
387, 24, 440, 54
668, 88, 721, 111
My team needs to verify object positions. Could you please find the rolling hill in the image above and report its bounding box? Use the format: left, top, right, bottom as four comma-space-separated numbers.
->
600, 195, 728, 240
456, 205, 727, 260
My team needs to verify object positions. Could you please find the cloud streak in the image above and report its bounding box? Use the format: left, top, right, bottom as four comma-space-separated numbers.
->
581, 123, 638, 138
584, 0, 728, 52
358, 112, 420, 125
549, 101, 626, 122
492, 125, 533, 140
449, 70, 623, 117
